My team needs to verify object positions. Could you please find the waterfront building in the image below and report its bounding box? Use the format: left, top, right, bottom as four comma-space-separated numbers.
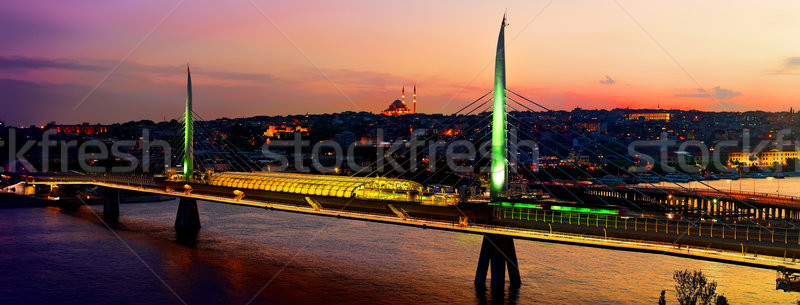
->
728, 149, 799, 167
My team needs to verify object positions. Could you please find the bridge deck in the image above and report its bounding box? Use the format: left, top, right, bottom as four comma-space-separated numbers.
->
30, 179, 800, 272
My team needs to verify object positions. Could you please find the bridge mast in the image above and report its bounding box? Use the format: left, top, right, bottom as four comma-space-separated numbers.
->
184, 65, 194, 181
490, 14, 508, 198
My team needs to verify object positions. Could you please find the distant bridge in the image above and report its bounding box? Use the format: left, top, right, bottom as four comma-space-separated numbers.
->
535, 182, 800, 222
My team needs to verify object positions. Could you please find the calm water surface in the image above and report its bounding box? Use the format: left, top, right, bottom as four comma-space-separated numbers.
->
0, 191, 796, 304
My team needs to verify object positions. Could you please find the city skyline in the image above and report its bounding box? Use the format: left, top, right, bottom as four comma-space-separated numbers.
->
2, 1, 800, 126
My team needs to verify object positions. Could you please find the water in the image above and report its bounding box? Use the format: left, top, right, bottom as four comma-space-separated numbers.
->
0, 198, 796, 304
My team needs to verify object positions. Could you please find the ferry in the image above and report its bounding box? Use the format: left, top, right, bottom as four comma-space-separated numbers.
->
718, 172, 739, 180
596, 175, 625, 185
637, 175, 660, 184
664, 173, 690, 183
777, 268, 800, 292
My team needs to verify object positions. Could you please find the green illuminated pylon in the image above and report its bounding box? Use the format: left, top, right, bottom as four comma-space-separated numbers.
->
184, 65, 194, 181
490, 15, 508, 198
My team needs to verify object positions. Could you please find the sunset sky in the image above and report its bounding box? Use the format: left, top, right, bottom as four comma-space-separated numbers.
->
2, 0, 800, 126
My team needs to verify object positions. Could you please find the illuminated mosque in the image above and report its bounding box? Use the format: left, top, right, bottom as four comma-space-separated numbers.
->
382, 85, 417, 116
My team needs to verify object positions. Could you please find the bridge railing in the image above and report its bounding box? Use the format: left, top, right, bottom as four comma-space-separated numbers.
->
355, 207, 800, 264
31, 173, 159, 189
473, 220, 800, 267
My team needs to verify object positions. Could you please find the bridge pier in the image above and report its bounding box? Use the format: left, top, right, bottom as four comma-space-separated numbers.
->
475, 234, 521, 287
175, 197, 201, 233
103, 188, 120, 224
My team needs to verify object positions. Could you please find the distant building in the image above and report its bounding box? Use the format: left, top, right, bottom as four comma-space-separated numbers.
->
627, 112, 671, 122
383, 100, 411, 116
566, 153, 590, 166
49, 124, 108, 135
575, 121, 603, 132
728, 150, 799, 167
666, 151, 699, 166
263, 125, 308, 138
382, 85, 417, 116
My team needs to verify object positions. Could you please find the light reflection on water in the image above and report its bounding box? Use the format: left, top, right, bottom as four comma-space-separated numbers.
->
0, 198, 796, 304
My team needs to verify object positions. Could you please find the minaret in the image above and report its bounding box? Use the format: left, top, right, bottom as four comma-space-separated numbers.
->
401, 85, 406, 104
183, 64, 194, 181
413, 84, 417, 113
490, 14, 508, 198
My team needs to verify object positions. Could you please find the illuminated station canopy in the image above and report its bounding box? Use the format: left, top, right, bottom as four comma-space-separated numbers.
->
209, 172, 423, 199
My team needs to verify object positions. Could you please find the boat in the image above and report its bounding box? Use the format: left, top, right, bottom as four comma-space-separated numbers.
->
664, 173, 690, 183
767, 172, 785, 179
749, 172, 767, 179
596, 175, 625, 185
777, 269, 800, 292
718, 172, 739, 180
622, 175, 640, 184
637, 175, 660, 184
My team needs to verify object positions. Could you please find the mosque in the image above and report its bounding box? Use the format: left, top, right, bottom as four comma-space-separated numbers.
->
382, 85, 417, 116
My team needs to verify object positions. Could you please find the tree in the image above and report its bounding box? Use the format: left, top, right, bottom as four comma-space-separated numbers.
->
785, 157, 799, 172
673, 269, 718, 305
714, 295, 728, 305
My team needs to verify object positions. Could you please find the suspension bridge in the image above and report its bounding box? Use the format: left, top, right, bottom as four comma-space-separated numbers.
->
5, 15, 800, 290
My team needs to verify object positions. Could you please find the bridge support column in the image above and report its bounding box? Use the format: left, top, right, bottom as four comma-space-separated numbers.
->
103, 188, 120, 224
475, 234, 521, 287
175, 197, 201, 233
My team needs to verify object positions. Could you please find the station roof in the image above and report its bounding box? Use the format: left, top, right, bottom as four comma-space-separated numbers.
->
208, 172, 422, 198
